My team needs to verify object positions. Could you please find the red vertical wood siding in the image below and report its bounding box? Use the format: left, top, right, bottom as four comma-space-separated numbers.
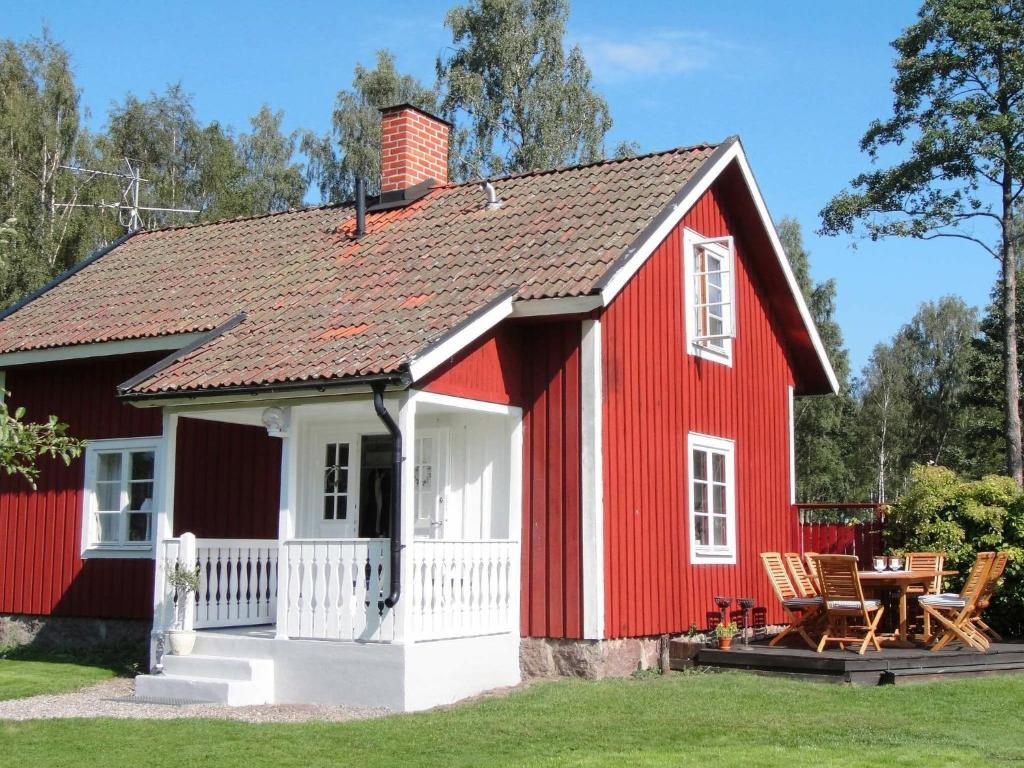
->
420, 325, 524, 405
0, 356, 162, 619
602, 181, 798, 638
0, 357, 284, 620
520, 321, 583, 638
420, 318, 585, 639
173, 418, 281, 539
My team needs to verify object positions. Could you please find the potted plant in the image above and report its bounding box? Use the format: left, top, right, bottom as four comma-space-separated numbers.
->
166, 562, 201, 655
715, 621, 738, 650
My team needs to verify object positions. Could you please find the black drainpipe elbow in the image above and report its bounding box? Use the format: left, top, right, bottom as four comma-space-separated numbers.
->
372, 382, 403, 608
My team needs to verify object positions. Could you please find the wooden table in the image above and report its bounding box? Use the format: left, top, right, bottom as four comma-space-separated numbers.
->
857, 570, 958, 646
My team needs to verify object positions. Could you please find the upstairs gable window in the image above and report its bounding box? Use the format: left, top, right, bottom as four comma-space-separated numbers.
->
683, 228, 736, 364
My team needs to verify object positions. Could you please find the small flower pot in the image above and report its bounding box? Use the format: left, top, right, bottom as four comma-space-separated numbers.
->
718, 636, 733, 651
167, 629, 197, 656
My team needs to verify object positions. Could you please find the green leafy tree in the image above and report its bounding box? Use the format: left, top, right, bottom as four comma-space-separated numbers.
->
852, 341, 913, 502
437, 0, 612, 179
235, 106, 306, 215
302, 50, 437, 201
0, 397, 82, 488
900, 296, 979, 469
820, 0, 1024, 484
0, 32, 105, 305
887, 464, 1023, 636
778, 217, 856, 501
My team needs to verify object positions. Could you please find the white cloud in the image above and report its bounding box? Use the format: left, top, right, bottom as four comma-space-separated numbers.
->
576, 29, 724, 81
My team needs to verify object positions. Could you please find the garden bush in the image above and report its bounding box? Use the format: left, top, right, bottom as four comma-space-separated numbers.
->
887, 464, 1024, 637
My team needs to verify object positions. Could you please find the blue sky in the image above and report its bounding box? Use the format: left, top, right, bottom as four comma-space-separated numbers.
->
7, 0, 997, 373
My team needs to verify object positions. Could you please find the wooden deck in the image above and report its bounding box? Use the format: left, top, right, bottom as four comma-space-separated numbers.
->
683, 638, 1024, 685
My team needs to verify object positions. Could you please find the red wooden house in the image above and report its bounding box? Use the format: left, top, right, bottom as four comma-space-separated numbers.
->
0, 105, 836, 710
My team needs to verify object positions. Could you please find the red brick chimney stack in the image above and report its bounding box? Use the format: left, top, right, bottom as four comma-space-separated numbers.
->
379, 104, 450, 194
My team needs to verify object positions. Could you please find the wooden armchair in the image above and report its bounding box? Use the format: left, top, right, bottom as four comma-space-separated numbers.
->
919, 551, 995, 652
905, 551, 945, 638
784, 552, 818, 597
971, 551, 1009, 642
761, 552, 821, 649
814, 554, 885, 655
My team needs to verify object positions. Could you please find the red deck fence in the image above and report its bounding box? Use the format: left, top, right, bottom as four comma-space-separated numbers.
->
796, 503, 886, 569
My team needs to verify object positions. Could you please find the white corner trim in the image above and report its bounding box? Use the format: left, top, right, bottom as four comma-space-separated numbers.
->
510, 296, 602, 318
580, 318, 605, 639
410, 388, 517, 415
0, 333, 206, 368
687, 431, 737, 566
407, 295, 516, 383
788, 385, 796, 506
597, 140, 838, 394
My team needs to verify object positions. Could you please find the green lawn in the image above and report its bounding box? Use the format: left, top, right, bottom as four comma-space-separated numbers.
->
2, 671, 1023, 767
0, 659, 115, 701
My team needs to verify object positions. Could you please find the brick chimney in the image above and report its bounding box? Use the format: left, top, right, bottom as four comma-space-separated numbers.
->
379, 104, 450, 194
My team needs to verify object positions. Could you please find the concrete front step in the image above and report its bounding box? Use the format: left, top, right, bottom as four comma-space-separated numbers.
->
135, 655, 274, 705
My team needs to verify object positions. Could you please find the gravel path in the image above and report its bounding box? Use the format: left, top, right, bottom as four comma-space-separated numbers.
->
0, 678, 391, 723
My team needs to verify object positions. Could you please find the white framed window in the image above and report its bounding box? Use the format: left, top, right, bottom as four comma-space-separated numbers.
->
80, 437, 163, 558
687, 432, 736, 564
682, 228, 735, 365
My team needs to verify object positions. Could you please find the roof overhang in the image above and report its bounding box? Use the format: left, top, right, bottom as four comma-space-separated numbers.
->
0, 333, 207, 368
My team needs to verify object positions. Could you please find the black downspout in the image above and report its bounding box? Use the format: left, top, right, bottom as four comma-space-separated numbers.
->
372, 382, 402, 608
355, 177, 366, 238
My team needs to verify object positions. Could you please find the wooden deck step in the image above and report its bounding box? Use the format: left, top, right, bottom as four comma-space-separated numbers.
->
882, 662, 1024, 685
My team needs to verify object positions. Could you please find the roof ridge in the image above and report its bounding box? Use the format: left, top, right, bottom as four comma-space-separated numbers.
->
136, 200, 354, 235
446, 140, 724, 188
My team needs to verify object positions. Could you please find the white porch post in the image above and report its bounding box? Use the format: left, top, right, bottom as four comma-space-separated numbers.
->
178, 532, 197, 631
581, 318, 606, 639
392, 391, 416, 643
150, 411, 178, 668
508, 408, 524, 634
275, 417, 298, 639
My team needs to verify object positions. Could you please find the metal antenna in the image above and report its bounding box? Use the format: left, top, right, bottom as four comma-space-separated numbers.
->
54, 157, 199, 233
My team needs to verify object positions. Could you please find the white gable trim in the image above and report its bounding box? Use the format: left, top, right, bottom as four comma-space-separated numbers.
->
0, 333, 206, 368
596, 140, 838, 394
407, 293, 516, 383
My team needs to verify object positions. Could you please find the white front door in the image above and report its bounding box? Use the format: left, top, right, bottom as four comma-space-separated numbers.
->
414, 428, 449, 539
311, 432, 360, 538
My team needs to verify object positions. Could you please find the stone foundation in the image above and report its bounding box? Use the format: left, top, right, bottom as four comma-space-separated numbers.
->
0, 614, 149, 653
520, 637, 667, 680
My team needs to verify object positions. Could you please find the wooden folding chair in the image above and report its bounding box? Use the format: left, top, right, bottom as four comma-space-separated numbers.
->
784, 552, 818, 597
971, 551, 1009, 642
905, 551, 945, 639
803, 551, 821, 589
814, 554, 885, 655
761, 552, 821, 649
919, 552, 995, 652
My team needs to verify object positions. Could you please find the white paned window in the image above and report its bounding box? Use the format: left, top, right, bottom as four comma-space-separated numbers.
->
414, 428, 448, 538
81, 437, 162, 558
688, 433, 736, 564
323, 441, 351, 521
682, 228, 735, 365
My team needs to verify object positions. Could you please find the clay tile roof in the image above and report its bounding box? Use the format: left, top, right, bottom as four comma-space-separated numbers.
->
0, 143, 719, 395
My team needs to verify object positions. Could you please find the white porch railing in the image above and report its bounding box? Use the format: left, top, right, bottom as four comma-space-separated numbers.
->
279, 539, 395, 642
158, 534, 278, 631
157, 535, 520, 642
410, 539, 519, 640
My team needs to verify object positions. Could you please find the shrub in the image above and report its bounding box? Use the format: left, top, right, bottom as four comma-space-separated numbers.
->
887, 464, 1024, 637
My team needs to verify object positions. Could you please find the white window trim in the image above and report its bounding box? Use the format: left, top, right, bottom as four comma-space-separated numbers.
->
682, 227, 734, 367
80, 436, 164, 559
687, 432, 737, 565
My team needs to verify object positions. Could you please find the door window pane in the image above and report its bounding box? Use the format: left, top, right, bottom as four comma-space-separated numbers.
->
323, 442, 350, 522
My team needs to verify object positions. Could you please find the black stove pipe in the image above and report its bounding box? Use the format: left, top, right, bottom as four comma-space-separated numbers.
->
355, 177, 366, 238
